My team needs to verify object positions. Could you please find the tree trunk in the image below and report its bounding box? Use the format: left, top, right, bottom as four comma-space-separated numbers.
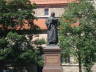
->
78, 53, 82, 72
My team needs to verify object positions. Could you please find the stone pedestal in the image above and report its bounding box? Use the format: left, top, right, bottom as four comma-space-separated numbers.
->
43, 45, 63, 72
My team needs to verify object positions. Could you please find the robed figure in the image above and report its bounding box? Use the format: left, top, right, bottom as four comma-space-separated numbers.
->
46, 12, 59, 45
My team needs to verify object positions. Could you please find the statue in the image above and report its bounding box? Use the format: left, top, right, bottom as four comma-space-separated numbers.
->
46, 12, 59, 45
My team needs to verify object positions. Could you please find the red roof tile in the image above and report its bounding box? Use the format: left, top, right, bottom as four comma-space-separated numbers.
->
34, 19, 47, 30
30, 0, 77, 5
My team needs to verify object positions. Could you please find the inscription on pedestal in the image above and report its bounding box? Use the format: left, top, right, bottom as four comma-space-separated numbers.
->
46, 56, 58, 64
45, 55, 60, 65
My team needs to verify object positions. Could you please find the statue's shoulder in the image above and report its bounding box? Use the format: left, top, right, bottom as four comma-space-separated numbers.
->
48, 17, 53, 20
47, 17, 58, 22
46, 17, 51, 25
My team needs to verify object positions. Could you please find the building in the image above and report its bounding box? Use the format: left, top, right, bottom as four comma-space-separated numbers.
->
30, 0, 77, 30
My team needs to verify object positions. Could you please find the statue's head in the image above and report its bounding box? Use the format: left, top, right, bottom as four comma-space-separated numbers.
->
51, 12, 55, 17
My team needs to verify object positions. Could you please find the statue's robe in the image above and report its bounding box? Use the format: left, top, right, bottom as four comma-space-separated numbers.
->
46, 17, 58, 44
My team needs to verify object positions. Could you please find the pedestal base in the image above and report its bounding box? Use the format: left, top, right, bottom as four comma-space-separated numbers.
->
42, 45, 63, 72
43, 66, 62, 72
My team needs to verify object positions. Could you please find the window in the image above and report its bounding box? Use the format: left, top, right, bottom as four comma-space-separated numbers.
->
44, 8, 49, 15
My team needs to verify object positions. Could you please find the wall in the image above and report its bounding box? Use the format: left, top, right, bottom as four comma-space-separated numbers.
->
34, 5, 67, 17
62, 64, 79, 72
62, 63, 96, 72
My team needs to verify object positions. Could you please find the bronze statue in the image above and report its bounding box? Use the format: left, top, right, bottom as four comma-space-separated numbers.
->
46, 12, 59, 45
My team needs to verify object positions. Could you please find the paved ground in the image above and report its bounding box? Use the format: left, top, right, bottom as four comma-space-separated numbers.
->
92, 64, 96, 72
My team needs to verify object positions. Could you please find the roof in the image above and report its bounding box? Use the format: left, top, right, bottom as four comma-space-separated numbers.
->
30, 0, 77, 5
34, 19, 47, 30
0, 19, 47, 30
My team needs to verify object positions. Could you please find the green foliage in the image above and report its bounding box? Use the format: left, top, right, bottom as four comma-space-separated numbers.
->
0, 38, 8, 49
59, 0, 96, 72
0, 32, 43, 66
0, 0, 43, 71
0, 0, 36, 27
34, 39, 46, 45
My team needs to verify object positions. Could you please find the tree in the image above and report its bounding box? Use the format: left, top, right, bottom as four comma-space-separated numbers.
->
59, 0, 96, 72
0, 32, 43, 71
0, 0, 36, 31
0, 0, 43, 71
